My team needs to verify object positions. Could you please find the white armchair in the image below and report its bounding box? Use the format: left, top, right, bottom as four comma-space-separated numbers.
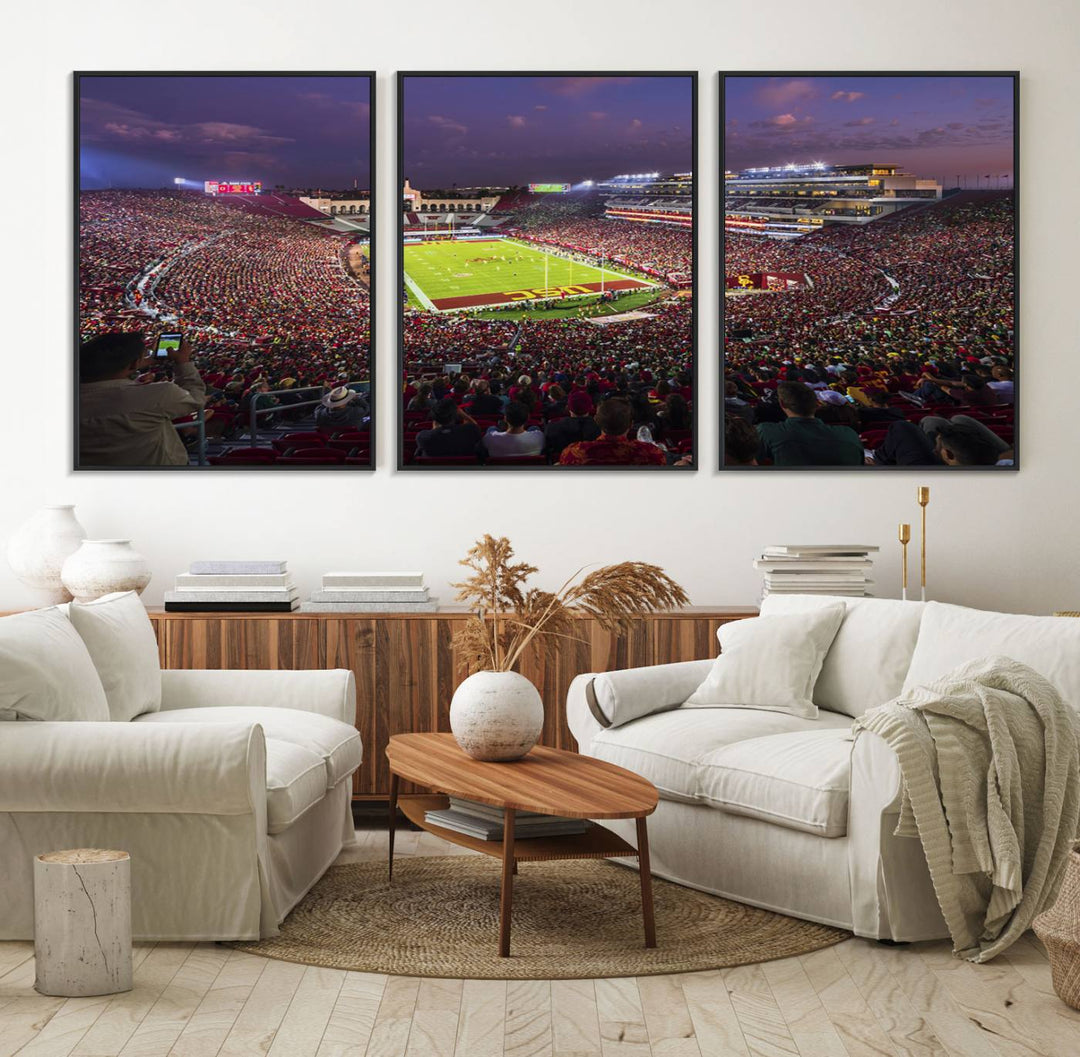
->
0, 599, 362, 942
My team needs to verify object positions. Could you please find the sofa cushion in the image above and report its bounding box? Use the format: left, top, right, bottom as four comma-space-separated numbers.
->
902, 602, 1080, 712
68, 592, 162, 721
698, 729, 854, 837
136, 705, 362, 788
588, 659, 715, 729
0, 608, 110, 722
684, 606, 845, 718
589, 706, 852, 805
761, 594, 925, 718
265, 739, 328, 834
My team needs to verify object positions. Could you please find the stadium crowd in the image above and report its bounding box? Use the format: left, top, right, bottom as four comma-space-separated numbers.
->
724, 195, 1015, 467
79, 190, 371, 435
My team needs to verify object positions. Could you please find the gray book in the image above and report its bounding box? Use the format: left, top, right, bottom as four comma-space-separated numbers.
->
298, 599, 438, 613
166, 588, 300, 603
190, 560, 288, 575
176, 573, 294, 589
309, 588, 430, 603
322, 571, 424, 589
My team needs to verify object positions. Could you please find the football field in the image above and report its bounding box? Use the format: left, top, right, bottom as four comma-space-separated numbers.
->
403, 238, 656, 312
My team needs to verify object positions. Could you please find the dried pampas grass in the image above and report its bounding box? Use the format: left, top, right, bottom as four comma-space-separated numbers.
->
453, 535, 688, 673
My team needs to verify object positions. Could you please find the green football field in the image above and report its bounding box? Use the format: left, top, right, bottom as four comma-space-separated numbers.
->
402, 237, 655, 313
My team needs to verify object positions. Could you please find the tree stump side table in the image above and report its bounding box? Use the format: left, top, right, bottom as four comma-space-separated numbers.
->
33, 849, 133, 997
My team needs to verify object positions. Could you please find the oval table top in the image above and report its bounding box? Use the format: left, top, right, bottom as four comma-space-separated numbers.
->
386, 733, 657, 819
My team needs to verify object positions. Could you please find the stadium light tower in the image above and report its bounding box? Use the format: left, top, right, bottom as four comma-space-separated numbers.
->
173, 177, 184, 185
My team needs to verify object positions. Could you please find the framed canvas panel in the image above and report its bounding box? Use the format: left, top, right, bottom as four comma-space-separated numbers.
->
397, 71, 697, 470
721, 72, 1018, 471
75, 71, 375, 470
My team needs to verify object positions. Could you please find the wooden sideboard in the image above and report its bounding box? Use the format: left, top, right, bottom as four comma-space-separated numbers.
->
15, 606, 757, 799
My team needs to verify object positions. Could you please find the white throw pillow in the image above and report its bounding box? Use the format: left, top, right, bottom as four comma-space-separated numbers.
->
760, 594, 925, 717
0, 607, 110, 721
68, 592, 162, 722
684, 606, 845, 719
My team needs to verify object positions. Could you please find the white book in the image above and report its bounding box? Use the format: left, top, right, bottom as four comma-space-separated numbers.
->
165, 588, 299, 603
322, 571, 425, 588
176, 573, 295, 589
298, 600, 438, 613
755, 563, 871, 574
189, 560, 288, 575
309, 588, 430, 603
762, 545, 880, 556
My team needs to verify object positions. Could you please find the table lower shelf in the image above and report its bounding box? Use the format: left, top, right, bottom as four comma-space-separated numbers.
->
398, 795, 639, 862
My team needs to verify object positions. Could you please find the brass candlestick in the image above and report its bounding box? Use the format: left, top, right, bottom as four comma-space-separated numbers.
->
898, 523, 911, 601
917, 486, 930, 601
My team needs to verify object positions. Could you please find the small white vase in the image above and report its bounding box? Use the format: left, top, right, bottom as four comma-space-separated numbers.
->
61, 540, 152, 603
6, 505, 87, 605
450, 671, 544, 762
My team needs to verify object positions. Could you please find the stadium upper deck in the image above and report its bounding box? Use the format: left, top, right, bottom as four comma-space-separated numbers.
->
600, 172, 692, 229
725, 162, 942, 239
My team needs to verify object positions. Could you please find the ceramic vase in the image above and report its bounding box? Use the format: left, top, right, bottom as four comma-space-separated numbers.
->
6, 505, 87, 605
449, 670, 544, 762
61, 540, 152, 603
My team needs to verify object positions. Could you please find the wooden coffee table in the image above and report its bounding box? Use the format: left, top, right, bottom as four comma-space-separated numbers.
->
386, 733, 659, 957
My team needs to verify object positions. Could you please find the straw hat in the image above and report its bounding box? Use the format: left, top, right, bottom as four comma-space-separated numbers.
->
322, 386, 357, 409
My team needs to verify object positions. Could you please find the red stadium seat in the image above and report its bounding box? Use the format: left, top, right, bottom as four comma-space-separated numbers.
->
277, 447, 347, 463
209, 448, 277, 466
272, 432, 325, 454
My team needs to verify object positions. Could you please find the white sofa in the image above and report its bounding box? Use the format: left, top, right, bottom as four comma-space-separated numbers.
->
567, 596, 1080, 941
0, 595, 361, 942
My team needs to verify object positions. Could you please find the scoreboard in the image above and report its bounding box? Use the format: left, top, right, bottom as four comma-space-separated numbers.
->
528, 183, 570, 194
204, 181, 261, 195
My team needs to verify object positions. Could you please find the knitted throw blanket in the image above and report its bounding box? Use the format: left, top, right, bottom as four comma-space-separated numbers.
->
855, 656, 1080, 962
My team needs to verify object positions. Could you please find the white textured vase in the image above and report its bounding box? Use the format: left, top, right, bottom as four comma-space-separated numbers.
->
61, 540, 152, 603
6, 505, 87, 605
450, 671, 544, 762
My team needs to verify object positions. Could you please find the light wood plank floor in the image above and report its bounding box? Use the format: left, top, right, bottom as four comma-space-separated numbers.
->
3, 825, 1078, 1057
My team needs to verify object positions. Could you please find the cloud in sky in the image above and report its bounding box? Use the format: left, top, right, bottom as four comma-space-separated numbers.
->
756, 79, 818, 108
547, 76, 639, 98
843, 117, 876, 127
428, 114, 468, 135
831, 90, 866, 103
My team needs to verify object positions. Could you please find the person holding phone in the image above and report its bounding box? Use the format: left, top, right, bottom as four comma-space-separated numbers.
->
78, 331, 206, 467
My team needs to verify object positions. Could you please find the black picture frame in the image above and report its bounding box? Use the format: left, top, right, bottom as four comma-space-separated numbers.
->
719, 71, 1020, 472
73, 70, 376, 471
396, 70, 698, 471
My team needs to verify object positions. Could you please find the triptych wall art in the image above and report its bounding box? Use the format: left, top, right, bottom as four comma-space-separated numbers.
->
73, 70, 1018, 472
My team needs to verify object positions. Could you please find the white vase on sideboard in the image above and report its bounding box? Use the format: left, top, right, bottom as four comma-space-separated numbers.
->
61, 540, 152, 603
449, 670, 544, 762
6, 505, 87, 605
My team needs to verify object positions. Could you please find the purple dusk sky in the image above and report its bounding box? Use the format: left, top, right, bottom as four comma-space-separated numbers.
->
403, 75, 693, 188
79, 75, 371, 191
725, 75, 1015, 183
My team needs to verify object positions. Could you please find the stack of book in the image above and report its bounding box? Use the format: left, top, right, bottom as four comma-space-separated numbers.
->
299, 571, 437, 613
753, 545, 878, 598
424, 797, 588, 841
164, 560, 298, 612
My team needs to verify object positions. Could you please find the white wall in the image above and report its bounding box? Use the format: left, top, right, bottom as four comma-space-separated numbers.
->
1, 0, 1076, 615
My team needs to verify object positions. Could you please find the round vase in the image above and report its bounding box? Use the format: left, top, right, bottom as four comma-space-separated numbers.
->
449, 670, 544, 762
6, 505, 87, 605
61, 540, 152, 603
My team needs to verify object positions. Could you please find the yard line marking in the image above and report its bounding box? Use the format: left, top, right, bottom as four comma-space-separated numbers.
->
403, 268, 437, 312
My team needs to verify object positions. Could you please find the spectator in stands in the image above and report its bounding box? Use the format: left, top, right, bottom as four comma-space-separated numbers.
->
987, 365, 1015, 403
416, 398, 482, 459
481, 402, 544, 459
559, 397, 666, 466
464, 379, 504, 416
315, 386, 368, 431
544, 390, 600, 459
934, 421, 1012, 467
756, 381, 863, 467
79, 331, 205, 467
724, 414, 759, 466
407, 383, 435, 411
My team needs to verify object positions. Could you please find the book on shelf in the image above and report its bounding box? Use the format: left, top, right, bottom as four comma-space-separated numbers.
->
176, 573, 294, 589
163, 600, 300, 612
165, 589, 299, 603
761, 545, 879, 556
298, 600, 438, 613
423, 807, 588, 841
754, 561, 871, 573
189, 560, 288, 575
309, 588, 430, 604
322, 571, 425, 589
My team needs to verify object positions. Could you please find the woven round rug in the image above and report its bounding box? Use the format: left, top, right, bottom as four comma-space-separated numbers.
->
232, 856, 848, 979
